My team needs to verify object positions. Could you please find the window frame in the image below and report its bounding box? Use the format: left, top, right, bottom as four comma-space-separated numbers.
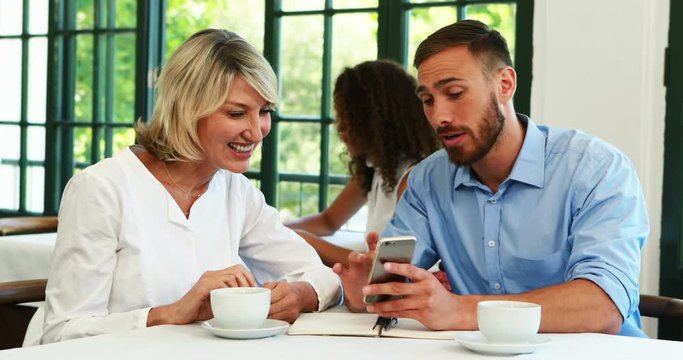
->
258, 0, 534, 212
659, 0, 683, 340
0, 0, 533, 218
0, 1, 50, 215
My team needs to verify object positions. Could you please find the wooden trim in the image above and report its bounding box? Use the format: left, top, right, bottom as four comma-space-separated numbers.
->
0, 279, 47, 305
0, 217, 58, 236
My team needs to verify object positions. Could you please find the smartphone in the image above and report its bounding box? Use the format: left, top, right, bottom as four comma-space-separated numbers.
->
363, 236, 416, 304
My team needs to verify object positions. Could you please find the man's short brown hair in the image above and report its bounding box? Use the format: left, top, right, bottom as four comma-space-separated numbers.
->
413, 19, 512, 77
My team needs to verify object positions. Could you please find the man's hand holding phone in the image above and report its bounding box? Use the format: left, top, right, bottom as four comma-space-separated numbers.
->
334, 233, 466, 330
363, 260, 464, 331
363, 236, 416, 304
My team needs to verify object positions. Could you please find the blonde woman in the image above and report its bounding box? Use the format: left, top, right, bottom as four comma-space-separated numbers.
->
25, 29, 340, 345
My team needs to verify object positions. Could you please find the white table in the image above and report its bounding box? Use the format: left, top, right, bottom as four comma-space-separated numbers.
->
0, 232, 56, 282
0, 321, 681, 360
0, 230, 364, 283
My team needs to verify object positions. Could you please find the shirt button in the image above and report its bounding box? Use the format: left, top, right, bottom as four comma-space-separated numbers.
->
488, 199, 497, 204
488, 240, 496, 247
493, 282, 501, 290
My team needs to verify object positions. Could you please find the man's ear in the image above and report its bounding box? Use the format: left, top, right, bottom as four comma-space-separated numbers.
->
497, 66, 517, 103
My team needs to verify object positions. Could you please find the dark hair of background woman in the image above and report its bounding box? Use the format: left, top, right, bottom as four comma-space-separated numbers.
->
333, 60, 440, 194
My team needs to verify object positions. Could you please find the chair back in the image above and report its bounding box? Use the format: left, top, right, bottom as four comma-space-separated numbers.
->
639, 294, 683, 341
0, 217, 58, 236
0, 279, 47, 350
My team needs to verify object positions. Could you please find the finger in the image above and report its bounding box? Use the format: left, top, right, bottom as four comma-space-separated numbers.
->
194, 280, 222, 298
264, 282, 287, 303
268, 306, 296, 323
366, 294, 421, 313
243, 271, 257, 287
383, 262, 430, 281
332, 263, 343, 274
363, 280, 414, 298
214, 281, 228, 290
234, 272, 251, 287
267, 292, 298, 320
231, 266, 257, 287
224, 275, 239, 288
268, 294, 292, 315
349, 251, 371, 265
267, 287, 295, 315
366, 231, 380, 251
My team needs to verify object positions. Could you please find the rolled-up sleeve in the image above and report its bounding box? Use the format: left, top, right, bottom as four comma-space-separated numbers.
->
566, 150, 648, 323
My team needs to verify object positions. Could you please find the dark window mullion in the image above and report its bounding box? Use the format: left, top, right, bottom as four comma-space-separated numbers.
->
457, 4, 465, 21
90, 0, 105, 164
51, 121, 133, 127
276, 7, 377, 16
2, 159, 46, 167
261, 0, 283, 206
52, 28, 136, 36
298, 182, 304, 217
104, 0, 116, 158
44, 0, 65, 214
60, 0, 77, 188
378, 0, 408, 64
408, 0, 514, 8
0, 34, 47, 40
18, 0, 30, 212
135, 0, 165, 124
660, 0, 683, 340
318, 0, 333, 211
513, 0, 533, 115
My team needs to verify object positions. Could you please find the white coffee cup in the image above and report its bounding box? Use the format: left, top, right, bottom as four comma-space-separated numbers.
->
477, 300, 541, 343
210, 287, 271, 329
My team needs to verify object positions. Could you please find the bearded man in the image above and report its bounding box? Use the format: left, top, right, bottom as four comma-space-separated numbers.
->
335, 19, 648, 337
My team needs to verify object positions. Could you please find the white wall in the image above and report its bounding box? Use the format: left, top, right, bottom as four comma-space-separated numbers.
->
530, 0, 670, 337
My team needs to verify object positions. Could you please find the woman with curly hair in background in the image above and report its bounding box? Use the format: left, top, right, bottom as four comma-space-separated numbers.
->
287, 60, 440, 267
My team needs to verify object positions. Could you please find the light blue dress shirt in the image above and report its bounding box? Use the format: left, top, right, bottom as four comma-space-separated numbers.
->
383, 115, 649, 337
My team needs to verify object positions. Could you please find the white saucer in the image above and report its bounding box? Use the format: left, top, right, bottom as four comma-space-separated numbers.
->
202, 319, 289, 339
455, 332, 551, 355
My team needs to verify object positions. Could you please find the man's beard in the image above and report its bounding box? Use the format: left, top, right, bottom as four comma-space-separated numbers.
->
442, 94, 505, 166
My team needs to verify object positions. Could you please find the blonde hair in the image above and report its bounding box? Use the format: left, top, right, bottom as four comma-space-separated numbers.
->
136, 29, 278, 161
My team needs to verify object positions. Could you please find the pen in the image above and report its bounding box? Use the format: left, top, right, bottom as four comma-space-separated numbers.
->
372, 316, 398, 336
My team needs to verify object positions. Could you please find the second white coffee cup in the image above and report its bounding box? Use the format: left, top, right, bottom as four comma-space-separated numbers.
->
210, 287, 271, 329
477, 300, 541, 343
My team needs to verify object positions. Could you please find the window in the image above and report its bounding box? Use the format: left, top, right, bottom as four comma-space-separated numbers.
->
0, 0, 532, 220
0, 1, 50, 213
0, 0, 138, 215
261, 0, 531, 226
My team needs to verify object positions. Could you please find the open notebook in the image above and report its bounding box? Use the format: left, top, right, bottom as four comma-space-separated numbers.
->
287, 312, 458, 340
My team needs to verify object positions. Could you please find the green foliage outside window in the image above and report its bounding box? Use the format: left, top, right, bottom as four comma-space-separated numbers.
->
69, 0, 516, 225
3, 0, 517, 221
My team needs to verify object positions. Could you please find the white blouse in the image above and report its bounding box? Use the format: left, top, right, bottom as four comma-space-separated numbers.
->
34, 147, 341, 344
365, 159, 413, 234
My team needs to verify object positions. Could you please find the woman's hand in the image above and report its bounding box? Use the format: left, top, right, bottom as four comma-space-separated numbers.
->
147, 265, 256, 326
263, 281, 318, 323
332, 231, 378, 312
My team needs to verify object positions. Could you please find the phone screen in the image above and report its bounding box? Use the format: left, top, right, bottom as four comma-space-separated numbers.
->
363, 236, 416, 304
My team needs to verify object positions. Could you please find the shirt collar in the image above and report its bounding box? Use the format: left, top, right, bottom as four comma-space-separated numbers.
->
452, 113, 546, 190
508, 114, 545, 188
